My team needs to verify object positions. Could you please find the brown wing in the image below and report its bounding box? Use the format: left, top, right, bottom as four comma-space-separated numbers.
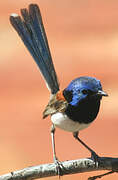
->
43, 94, 68, 119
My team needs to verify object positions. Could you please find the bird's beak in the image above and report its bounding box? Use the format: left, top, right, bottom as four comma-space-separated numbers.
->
97, 90, 108, 97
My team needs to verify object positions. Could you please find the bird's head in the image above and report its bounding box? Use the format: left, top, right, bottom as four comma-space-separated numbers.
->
63, 76, 108, 106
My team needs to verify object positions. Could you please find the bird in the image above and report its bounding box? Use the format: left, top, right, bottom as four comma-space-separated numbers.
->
10, 4, 108, 174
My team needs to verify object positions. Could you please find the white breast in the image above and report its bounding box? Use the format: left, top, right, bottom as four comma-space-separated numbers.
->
51, 112, 91, 132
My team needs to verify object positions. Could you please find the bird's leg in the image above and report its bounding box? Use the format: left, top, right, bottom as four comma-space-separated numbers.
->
73, 132, 100, 165
51, 124, 58, 162
51, 124, 62, 176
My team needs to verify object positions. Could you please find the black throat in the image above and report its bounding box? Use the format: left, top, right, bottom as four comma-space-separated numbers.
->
63, 89, 101, 124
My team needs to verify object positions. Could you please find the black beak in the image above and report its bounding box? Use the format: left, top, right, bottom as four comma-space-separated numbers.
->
97, 90, 108, 97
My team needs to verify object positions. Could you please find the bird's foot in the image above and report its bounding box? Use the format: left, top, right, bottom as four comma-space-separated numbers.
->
91, 151, 100, 167
54, 157, 63, 177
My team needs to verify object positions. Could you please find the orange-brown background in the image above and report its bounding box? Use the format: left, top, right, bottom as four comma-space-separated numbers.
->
0, 0, 118, 179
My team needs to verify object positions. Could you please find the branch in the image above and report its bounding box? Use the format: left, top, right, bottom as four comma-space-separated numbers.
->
0, 157, 118, 180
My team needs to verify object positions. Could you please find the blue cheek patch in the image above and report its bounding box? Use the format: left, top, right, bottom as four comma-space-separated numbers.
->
70, 95, 79, 106
70, 93, 84, 106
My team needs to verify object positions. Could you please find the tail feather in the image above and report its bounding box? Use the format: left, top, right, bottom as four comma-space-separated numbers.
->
10, 4, 59, 94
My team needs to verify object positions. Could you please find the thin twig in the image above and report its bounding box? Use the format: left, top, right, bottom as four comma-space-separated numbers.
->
88, 171, 116, 180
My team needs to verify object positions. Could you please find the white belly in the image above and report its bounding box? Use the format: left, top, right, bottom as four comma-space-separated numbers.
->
51, 112, 91, 132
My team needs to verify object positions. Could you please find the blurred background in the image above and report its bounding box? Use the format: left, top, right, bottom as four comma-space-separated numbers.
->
0, 0, 118, 179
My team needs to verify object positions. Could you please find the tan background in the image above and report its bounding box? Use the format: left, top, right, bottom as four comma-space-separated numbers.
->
0, 0, 118, 179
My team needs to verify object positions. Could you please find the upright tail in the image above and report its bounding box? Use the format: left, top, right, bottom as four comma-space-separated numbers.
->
10, 4, 59, 94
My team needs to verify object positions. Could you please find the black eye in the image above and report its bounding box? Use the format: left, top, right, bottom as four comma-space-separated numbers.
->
82, 89, 88, 94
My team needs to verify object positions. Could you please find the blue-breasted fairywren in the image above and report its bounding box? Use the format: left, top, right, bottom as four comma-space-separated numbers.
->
10, 4, 108, 174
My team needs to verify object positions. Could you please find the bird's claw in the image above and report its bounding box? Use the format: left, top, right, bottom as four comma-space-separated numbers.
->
54, 158, 63, 177
91, 151, 100, 167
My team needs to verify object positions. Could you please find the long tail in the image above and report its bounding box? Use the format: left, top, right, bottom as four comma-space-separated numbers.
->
10, 4, 59, 94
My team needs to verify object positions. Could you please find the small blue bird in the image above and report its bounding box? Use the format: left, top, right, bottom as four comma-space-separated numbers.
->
10, 4, 108, 173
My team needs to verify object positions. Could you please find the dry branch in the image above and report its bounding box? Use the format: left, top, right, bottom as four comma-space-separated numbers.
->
0, 156, 118, 180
